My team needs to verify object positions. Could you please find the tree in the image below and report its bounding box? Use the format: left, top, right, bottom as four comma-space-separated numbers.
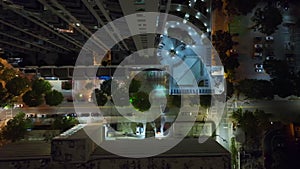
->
0, 68, 17, 82
171, 95, 181, 108
101, 79, 112, 96
6, 77, 29, 96
225, 69, 236, 82
130, 92, 151, 112
44, 90, 64, 106
231, 137, 238, 169
295, 71, 300, 96
236, 79, 274, 99
226, 80, 234, 100
212, 30, 234, 54
22, 90, 43, 107
92, 88, 108, 106
251, 6, 283, 35
231, 109, 271, 147
225, 0, 260, 15
129, 79, 141, 93
1, 112, 32, 142
271, 78, 294, 98
263, 60, 290, 79
253, 109, 271, 130
223, 53, 240, 71
200, 95, 212, 108
51, 116, 79, 132
32, 78, 52, 95
62, 81, 72, 90
0, 83, 14, 107
264, 60, 295, 98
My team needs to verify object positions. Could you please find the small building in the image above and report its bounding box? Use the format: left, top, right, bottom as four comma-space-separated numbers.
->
0, 124, 231, 169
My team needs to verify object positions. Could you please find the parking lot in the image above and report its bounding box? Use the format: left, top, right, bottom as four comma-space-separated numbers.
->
229, 15, 271, 81
229, 1, 300, 81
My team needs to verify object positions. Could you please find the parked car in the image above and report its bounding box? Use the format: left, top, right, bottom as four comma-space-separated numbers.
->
253, 52, 263, 57
13, 103, 24, 108
266, 36, 274, 41
254, 44, 263, 48
229, 49, 237, 53
254, 63, 264, 73
266, 56, 275, 60
254, 63, 263, 69
255, 68, 263, 73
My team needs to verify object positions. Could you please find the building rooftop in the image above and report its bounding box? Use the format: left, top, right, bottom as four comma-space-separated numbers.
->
0, 141, 51, 160
91, 138, 230, 159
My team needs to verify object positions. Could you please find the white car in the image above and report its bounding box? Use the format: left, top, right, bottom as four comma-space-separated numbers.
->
266, 36, 274, 41
266, 56, 274, 60
13, 103, 24, 108
255, 63, 263, 69
254, 52, 263, 57
255, 68, 263, 73
254, 44, 263, 48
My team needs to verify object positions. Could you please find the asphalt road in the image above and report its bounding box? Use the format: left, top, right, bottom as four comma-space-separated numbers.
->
1, 98, 300, 152
235, 99, 300, 121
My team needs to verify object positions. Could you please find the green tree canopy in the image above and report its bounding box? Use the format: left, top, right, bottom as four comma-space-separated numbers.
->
231, 109, 271, 146
271, 78, 294, 98
264, 60, 295, 98
44, 90, 64, 106
61, 81, 72, 90
101, 79, 112, 96
0, 83, 14, 107
130, 91, 151, 112
171, 95, 181, 108
129, 79, 141, 93
237, 79, 274, 99
225, 0, 260, 15
200, 95, 212, 108
226, 80, 234, 100
92, 88, 108, 106
295, 71, 300, 96
1, 112, 32, 142
32, 78, 52, 94
212, 30, 234, 54
223, 53, 240, 71
251, 6, 283, 35
51, 116, 79, 132
232, 108, 271, 133
0, 68, 17, 82
263, 60, 290, 79
22, 90, 43, 107
6, 77, 29, 96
